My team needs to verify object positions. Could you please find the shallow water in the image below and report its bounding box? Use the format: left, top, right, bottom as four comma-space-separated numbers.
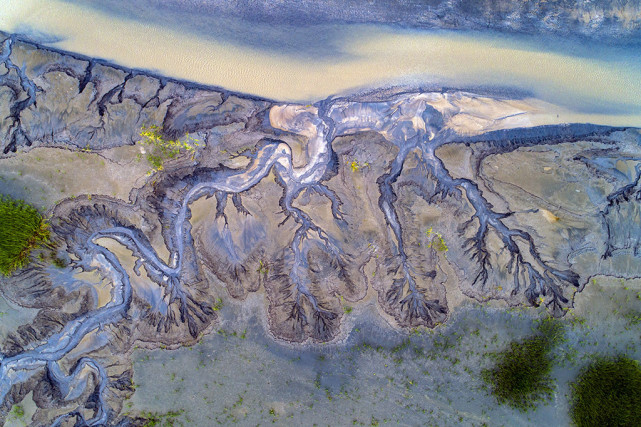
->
129, 277, 641, 426
1, 0, 640, 126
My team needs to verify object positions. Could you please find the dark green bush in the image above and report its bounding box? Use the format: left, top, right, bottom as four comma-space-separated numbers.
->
570, 355, 641, 427
482, 319, 563, 411
0, 195, 50, 275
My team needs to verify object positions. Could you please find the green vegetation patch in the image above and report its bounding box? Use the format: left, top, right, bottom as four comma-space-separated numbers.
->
425, 227, 448, 252
570, 355, 641, 427
348, 159, 370, 173
0, 195, 50, 276
9, 404, 25, 419
138, 409, 185, 427
256, 259, 269, 276
138, 125, 200, 173
482, 319, 563, 411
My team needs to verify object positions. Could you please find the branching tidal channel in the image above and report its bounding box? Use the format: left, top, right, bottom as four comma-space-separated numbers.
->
1, 33, 640, 424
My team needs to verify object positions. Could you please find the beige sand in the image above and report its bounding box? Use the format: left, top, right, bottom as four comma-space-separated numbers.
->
1, 0, 639, 126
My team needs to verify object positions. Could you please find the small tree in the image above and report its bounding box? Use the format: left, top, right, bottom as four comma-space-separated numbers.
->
0, 195, 50, 275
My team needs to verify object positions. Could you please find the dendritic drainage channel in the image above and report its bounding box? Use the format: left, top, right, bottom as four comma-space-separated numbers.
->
1, 32, 640, 425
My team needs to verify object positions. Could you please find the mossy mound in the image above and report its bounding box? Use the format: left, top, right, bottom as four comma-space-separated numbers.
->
570, 356, 641, 427
483, 319, 563, 411
0, 195, 50, 275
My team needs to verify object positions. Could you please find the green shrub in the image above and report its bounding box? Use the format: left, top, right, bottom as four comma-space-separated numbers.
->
0, 195, 50, 275
570, 355, 641, 426
482, 319, 563, 411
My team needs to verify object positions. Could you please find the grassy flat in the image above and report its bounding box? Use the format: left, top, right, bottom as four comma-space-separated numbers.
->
483, 319, 563, 411
570, 356, 641, 427
0, 195, 50, 275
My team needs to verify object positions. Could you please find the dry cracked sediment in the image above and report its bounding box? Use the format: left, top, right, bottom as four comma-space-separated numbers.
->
1, 30, 640, 425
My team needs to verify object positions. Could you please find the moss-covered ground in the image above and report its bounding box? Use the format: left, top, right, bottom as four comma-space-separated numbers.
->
570, 355, 641, 426
482, 319, 563, 411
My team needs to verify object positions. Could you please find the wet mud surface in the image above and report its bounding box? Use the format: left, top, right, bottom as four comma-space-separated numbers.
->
1, 31, 640, 425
